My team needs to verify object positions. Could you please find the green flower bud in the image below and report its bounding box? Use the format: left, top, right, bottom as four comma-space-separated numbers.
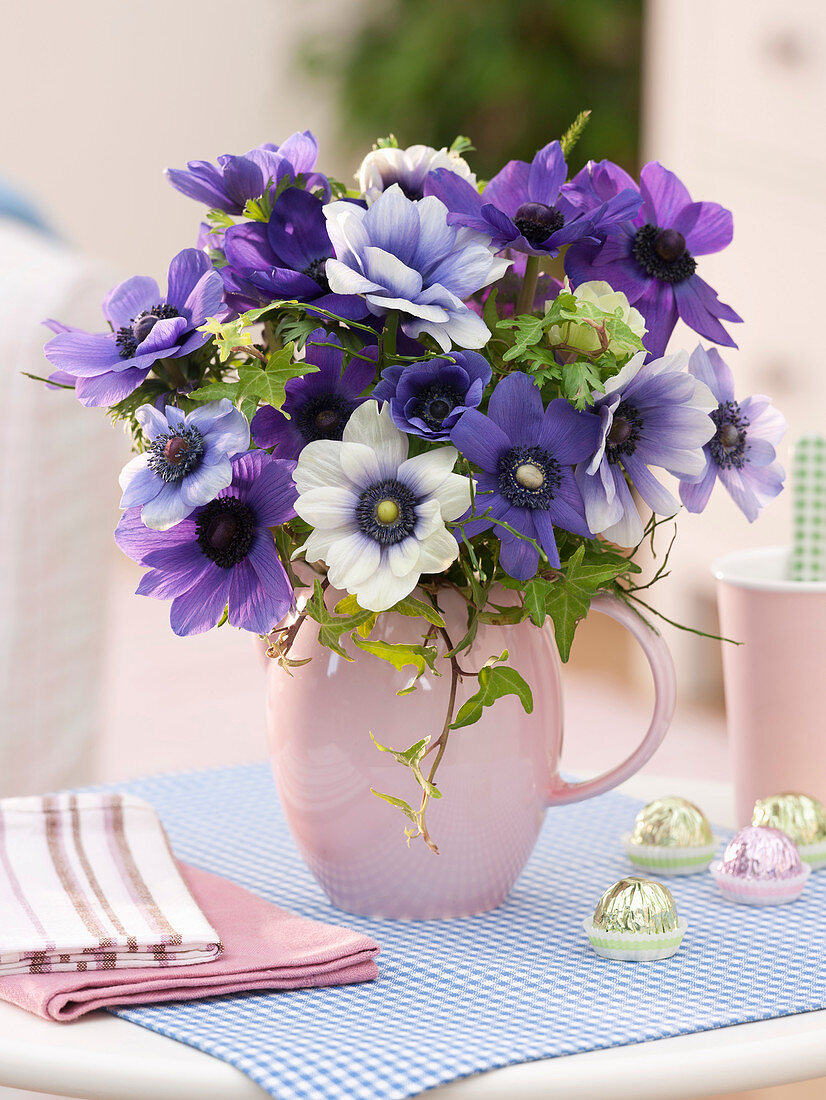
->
546, 279, 646, 360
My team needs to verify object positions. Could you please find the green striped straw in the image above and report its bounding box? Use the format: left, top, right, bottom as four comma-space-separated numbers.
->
791, 435, 826, 582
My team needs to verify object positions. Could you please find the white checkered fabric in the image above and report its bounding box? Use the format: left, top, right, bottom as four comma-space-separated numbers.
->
107, 764, 826, 1100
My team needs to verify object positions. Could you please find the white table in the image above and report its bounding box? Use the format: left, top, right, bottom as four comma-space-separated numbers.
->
1, 776, 824, 1100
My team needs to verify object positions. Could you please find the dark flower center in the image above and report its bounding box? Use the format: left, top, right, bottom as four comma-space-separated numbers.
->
605, 401, 644, 463
115, 303, 180, 360
294, 393, 355, 443
356, 478, 418, 545
632, 224, 696, 284
513, 202, 566, 247
146, 425, 205, 482
411, 383, 463, 430
302, 257, 330, 293
196, 497, 255, 568
498, 445, 561, 509
710, 400, 749, 469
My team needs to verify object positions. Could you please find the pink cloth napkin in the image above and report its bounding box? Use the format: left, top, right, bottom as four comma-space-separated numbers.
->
0, 863, 380, 1022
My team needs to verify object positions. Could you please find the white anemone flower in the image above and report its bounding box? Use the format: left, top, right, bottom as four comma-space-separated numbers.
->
357, 143, 476, 205
293, 401, 472, 612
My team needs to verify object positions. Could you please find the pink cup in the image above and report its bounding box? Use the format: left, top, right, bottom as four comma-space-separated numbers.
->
713, 546, 826, 825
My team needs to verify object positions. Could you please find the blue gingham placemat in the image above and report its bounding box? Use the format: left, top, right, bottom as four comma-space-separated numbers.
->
109, 763, 826, 1100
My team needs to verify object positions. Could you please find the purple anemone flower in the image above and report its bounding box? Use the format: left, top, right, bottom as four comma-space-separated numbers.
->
165, 132, 329, 214
561, 158, 638, 217
373, 351, 491, 440
679, 345, 786, 521
323, 185, 510, 350
115, 450, 297, 637
451, 372, 601, 578
250, 329, 376, 459
565, 162, 742, 359
221, 187, 365, 319
574, 350, 716, 547
118, 399, 250, 531
425, 141, 641, 259
44, 249, 225, 408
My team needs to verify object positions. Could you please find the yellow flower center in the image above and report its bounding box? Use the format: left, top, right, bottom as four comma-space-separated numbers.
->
515, 462, 545, 490
376, 499, 400, 524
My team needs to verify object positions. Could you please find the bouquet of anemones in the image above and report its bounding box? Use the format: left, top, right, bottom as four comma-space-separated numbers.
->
39, 118, 786, 849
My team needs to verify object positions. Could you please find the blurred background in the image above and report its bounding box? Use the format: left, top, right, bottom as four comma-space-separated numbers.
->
1, 3, 824, 1094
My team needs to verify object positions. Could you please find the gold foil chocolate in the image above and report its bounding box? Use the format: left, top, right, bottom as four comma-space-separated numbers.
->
592, 876, 679, 934
752, 793, 826, 846
629, 796, 713, 848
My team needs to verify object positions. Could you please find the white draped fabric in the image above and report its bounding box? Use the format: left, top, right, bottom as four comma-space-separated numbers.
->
0, 220, 121, 795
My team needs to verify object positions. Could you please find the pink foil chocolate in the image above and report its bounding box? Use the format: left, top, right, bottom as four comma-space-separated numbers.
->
710, 825, 810, 906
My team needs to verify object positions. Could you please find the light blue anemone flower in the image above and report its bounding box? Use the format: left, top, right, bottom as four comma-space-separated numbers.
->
679, 344, 786, 521
119, 399, 250, 531
323, 184, 510, 351
574, 350, 716, 546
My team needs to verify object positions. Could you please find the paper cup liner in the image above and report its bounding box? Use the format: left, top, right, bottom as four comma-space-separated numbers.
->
623, 834, 719, 876
798, 838, 826, 870
709, 861, 811, 906
583, 916, 688, 962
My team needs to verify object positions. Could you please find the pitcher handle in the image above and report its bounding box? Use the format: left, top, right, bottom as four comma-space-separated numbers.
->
545, 590, 676, 807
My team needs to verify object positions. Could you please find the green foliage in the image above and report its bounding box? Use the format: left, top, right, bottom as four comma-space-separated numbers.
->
496, 288, 646, 407
187, 343, 318, 421
451, 659, 533, 730
205, 208, 235, 229
304, 581, 374, 660
449, 135, 475, 155
528, 544, 641, 661
303, 0, 641, 177
559, 109, 591, 157
561, 360, 604, 410
370, 734, 442, 844
391, 596, 446, 629
351, 636, 439, 695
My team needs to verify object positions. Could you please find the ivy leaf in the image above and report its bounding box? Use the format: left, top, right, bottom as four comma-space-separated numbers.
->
390, 596, 446, 628
369, 733, 442, 844
542, 545, 600, 661
188, 344, 318, 416
451, 663, 534, 730
370, 734, 441, 801
522, 577, 552, 627
198, 317, 256, 363
333, 593, 378, 638
477, 603, 527, 626
351, 636, 438, 695
370, 789, 419, 824
305, 581, 373, 659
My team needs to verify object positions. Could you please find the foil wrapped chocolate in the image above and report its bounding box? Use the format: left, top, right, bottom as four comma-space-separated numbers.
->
710, 825, 811, 905
623, 796, 717, 876
752, 793, 826, 869
583, 876, 688, 961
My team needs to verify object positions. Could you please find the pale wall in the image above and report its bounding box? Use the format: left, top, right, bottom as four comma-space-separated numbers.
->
4, 0, 362, 277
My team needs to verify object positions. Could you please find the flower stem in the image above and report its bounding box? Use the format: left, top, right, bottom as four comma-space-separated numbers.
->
381, 311, 400, 362
515, 255, 540, 316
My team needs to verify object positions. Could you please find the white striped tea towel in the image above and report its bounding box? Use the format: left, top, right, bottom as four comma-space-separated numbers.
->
0, 792, 220, 974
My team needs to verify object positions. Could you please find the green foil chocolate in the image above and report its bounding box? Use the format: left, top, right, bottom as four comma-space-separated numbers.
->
629, 796, 713, 848
592, 876, 679, 934
752, 793, 826, 846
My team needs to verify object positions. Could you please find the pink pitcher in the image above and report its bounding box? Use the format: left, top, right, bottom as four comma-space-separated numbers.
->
266, 588, 675, 919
